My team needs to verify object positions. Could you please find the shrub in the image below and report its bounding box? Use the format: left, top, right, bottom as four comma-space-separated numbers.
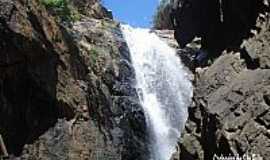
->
89, 48, 99, 63
40, 0, 81, 22
41, 0, 67, 9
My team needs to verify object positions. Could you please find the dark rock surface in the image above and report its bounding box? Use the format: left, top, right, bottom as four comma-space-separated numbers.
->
168, 0, 270, 160
0, 0, 148, 159
171, 0, 268, 55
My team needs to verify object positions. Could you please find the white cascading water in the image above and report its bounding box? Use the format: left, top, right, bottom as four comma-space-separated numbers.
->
121, 25, 193, 160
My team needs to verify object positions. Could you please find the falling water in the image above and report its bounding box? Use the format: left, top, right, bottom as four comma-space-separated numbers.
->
121, 25, 193, 160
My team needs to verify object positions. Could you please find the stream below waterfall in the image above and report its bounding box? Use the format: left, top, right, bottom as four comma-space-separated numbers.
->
121, 25, 193, 160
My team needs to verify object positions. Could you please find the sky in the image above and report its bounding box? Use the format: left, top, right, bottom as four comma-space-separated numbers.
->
102, 0, 160, 28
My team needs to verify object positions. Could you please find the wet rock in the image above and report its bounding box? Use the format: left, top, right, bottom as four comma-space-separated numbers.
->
154, 30, 179, 48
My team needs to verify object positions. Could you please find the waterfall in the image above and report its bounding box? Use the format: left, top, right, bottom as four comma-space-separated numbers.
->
121, 25, 193, 160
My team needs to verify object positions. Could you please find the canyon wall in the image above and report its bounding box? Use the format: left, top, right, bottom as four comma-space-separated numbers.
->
169, 0, 270, 159
0, 0, 148, 159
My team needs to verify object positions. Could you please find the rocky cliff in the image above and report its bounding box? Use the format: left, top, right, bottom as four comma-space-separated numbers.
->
0, 0, 148, 159
169, 0, 270, 159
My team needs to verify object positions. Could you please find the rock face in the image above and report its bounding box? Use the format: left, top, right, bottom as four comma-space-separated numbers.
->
169, 0, 270, 160
0, 0, 148, 159
171, 0, 268, 54
180, 54, 270, 160
154, 29, 179, 48
70, 0, 113, 19
153, 0, 174, 30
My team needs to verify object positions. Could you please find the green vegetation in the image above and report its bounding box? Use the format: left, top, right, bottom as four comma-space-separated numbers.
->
40, 0, 81, 22
40, 0, 67, 8
89, 48, 99, 63
153, 0, 173, 29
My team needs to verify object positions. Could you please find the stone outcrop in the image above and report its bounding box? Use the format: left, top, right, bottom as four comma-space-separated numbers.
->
179, 53, 270, 160
0, 0, 148, 159
154, 30, 178, 48
169, 0, 270, 160
153, 0, 174, 30
70, 0, 113, 19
